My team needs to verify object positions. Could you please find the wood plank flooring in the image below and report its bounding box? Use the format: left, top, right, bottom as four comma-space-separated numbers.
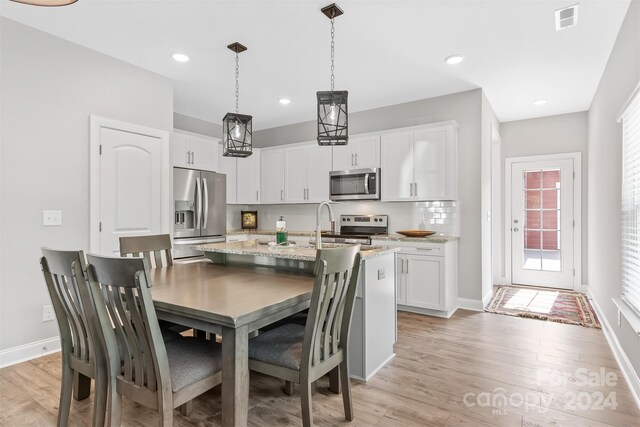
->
1, 310, 638, 426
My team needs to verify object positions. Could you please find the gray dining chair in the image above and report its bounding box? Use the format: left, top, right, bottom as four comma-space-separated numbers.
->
40, 248, 108, 427
119, 234, 173, 268
119, 234, 203, 337
248, 245, 362, 427
85, 254, 223, 426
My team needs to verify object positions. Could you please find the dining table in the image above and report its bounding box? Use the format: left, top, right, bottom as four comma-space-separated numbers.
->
149, 259, 314, 427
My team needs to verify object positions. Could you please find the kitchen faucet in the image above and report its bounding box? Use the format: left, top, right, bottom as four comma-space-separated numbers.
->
315, 201, 336, 249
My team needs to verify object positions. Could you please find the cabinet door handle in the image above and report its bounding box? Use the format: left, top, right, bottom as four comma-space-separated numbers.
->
281, 189, 284, 201
186, 151, 190, 165
351, 153, 355, 167
410, 183, 413, 197
414, 182, 417, 196
406, 259, 409, 274
355, 153, 358, 166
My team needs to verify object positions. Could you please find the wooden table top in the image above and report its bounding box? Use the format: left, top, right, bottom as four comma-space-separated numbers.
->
149, 261, 314, 328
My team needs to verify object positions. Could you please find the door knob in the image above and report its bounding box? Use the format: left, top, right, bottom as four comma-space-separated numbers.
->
513, 228, 519, 232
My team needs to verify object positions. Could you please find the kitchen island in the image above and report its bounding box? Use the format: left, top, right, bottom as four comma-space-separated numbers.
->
194, 239, 399, 381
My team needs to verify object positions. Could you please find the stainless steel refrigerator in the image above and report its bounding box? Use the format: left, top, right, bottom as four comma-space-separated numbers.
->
173, 167, 226, 259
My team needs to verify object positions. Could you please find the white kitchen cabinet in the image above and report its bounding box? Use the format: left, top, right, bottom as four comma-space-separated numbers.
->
381, 122, 457, 201
285, 145, 308, 203
260, 148, 285, 204
236, 150, 261, 204
375, 239, 458, 318
332, 135, 380, 171
284, 143, 332, 203
172, 130, 218, 171
217, 143, 237, 204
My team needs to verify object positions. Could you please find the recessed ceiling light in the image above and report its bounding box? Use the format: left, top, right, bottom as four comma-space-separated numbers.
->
172, 53, 190, 63
533, 99, 548, 106
444, 54, 465, 65
279, 98, 291, 105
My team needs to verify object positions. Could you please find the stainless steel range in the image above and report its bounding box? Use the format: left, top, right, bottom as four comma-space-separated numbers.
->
320, 215, 388, 245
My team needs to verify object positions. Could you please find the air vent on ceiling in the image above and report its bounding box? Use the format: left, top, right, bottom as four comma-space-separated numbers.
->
555, 4, 579, 31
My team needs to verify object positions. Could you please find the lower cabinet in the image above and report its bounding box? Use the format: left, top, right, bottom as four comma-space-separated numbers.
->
378, 240, 458, 318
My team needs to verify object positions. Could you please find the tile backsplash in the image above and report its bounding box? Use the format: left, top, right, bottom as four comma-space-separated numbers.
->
227, 201, 459, 236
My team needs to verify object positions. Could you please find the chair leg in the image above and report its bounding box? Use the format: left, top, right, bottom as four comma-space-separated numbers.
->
339, 360, 353, 421
300, 379, 314, 427
92, 367, 108, 427
57, 360, 73, 427
106, 379, 122, 427
73, 371, 91, 400
284, 380, 295, 396
179, 400, 193, 416
329, 366, 341, 394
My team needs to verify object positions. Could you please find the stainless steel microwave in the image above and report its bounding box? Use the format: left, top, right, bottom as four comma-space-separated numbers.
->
329, 168, 380, 201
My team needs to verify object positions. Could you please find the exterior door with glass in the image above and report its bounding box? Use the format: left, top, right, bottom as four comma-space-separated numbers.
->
511, 159, 574, 289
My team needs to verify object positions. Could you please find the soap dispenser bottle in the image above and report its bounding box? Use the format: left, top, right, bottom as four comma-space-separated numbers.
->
276, 216, 288, 244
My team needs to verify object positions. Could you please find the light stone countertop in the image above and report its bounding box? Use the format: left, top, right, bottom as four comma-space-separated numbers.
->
194, 239, 400, 261
226, 229, 458, 244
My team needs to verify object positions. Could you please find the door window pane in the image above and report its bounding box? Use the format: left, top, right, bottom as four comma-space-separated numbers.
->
521, 168, 563, 272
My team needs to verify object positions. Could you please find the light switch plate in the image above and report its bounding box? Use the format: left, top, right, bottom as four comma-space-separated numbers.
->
43, 210, 62, 226
378, 268, 385, 280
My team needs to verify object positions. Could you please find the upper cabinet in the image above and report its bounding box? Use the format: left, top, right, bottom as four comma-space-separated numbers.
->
172, 130, 218, 171
332, 135, 380, 171
260, 148, 285, 204
285, 143, 332, 203
381, 122, 458, 202
236, 151, 261, 204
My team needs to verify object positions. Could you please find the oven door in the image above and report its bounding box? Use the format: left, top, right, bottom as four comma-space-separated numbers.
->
330, 168, 380, 201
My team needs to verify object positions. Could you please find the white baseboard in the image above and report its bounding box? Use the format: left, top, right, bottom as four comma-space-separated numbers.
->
0, 336, 61, 369
457, 297, 485, 312
587, 289, 640, 410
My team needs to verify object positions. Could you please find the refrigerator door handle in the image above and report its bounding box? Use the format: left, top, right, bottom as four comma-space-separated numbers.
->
203, 178, 209, 229
195, 177, 202, 230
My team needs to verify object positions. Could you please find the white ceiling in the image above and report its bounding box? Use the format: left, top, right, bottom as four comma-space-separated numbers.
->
1, 0, 631, 129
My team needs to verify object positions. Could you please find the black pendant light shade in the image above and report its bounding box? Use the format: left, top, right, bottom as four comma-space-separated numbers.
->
223, 42, 253, 157
317, 90, 348, 146
222, 112, 253, 157
317, 3, 348, 146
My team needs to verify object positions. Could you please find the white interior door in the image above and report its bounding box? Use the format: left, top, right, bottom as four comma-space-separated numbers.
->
90, 116, 169, 256
99, 127, 163, 255
511, 159, 574, 288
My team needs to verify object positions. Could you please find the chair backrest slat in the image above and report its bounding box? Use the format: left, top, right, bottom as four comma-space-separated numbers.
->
40, 249, 94, 364
119, 234, 173, 268
86, 255, 167, 393
302, 245, 361, 369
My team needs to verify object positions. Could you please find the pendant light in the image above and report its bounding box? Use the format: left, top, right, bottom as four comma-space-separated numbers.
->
223, 42, 253, 157
10, 0, 77, 5
317, 3, 348, 146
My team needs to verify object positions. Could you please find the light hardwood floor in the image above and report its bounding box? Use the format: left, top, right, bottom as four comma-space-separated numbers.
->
1, 310, 638, 426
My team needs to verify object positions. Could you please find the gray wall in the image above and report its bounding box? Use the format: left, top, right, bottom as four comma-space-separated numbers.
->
481, 92, 500, 302
0, 19, 174, 352
251, 90, 484, 302
588, 0, 640, 377
174, 112, 222, 138
500, 112, 589, 283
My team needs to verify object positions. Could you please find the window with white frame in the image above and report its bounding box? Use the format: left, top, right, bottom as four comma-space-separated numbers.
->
620, 84, 640, 315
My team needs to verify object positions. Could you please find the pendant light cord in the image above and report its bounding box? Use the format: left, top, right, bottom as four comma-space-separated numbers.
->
330, 17, 335, 91
235, 52, 240, 113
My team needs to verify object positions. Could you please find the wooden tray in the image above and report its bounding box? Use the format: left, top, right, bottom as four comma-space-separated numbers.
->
396, 230, 436, 238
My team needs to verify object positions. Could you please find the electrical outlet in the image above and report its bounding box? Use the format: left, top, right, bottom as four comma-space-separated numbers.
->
42, 305, 55, 322
377, 268, 385, 280
43, 210, 62, 226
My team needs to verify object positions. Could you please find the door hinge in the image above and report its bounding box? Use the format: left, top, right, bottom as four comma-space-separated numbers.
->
99, 222, 102, 232
99, 145, 102, 155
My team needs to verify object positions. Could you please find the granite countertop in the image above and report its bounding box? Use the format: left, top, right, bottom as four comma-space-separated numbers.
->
193, 239, 400, 261
227, 229, 458, 244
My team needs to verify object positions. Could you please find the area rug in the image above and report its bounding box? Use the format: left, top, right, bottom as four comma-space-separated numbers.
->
485, 285, 601, 328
